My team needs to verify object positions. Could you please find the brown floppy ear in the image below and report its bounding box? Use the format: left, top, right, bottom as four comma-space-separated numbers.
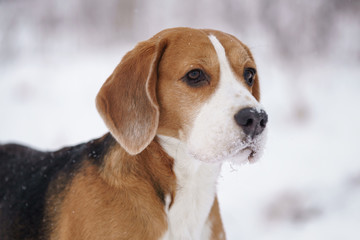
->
96, 38, 167, 155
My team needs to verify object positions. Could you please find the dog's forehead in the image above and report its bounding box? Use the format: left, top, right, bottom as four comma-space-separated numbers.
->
159, 29, 217, 64
204, 29, 255, 67
157, 28, 254, 71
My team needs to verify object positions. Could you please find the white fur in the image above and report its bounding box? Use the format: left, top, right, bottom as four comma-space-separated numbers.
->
187, 35, 266, 164
158, 135, 221, 240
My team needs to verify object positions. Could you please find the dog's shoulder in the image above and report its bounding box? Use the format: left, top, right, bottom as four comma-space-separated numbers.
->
0, 133, 115, 240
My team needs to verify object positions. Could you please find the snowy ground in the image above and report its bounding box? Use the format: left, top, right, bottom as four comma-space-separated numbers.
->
1, 38, 360, 239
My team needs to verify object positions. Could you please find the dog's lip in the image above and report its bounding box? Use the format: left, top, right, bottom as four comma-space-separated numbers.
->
240, 146, 252, 155
237, 144, 258, 163
247, 148, 257, 163
188, 133, 265, 163
242, 139, 265, 163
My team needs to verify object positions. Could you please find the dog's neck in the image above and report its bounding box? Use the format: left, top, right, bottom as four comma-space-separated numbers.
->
157, 135, 222, 239
100, 134, 222, 239
100, 135, 177, 204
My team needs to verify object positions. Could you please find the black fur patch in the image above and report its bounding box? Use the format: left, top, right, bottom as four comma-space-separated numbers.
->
0, 133, 115, 240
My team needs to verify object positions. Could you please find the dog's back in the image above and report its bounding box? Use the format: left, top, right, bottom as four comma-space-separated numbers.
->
0, 134, 114, 240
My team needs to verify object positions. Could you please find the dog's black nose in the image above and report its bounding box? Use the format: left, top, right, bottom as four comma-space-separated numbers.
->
234, 108, 268, 137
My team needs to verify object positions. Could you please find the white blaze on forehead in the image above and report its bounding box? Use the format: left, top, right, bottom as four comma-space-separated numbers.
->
208, 35, 236, 84
186, 35, 264, 163
207, 35, 258, 104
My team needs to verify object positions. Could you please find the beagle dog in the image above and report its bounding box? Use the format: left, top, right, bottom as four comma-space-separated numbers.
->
0, 27, 268, 240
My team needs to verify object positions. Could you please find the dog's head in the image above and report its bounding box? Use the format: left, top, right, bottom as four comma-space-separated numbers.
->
96, 28, 267, 163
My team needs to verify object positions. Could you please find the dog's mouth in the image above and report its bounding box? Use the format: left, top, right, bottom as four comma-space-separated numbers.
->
227, 145, 257, 165
243, 134, 267, 160
248, 149, 255, 159
189, 133, 266, 164
241, 147, 258, 163
222, 132, 268, 164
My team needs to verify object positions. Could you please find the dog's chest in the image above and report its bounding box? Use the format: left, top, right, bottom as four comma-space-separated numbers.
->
158, 136, 221, 240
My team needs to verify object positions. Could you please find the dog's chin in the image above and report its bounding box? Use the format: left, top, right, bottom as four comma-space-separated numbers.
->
190, 147, 257, 165
189, 134, 266, 164
228, 135, 266, 165
228, 146, 262, 165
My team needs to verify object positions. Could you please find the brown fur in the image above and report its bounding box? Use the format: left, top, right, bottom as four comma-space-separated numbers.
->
209, 198, 226, 240
50, 139, 176, 240
155, 28, 221, 139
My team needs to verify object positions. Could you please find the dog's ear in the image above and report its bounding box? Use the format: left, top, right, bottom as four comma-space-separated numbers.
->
96, 38, 167, 155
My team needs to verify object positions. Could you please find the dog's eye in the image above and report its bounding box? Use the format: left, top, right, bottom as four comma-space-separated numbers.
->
183, 69, 209, 87
244, 68, 256, 87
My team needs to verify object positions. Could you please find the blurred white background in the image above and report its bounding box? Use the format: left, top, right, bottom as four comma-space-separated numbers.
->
1, 0, 360, 239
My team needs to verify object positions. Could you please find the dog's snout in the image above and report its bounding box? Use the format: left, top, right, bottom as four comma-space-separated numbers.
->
234, 108, 268, 137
